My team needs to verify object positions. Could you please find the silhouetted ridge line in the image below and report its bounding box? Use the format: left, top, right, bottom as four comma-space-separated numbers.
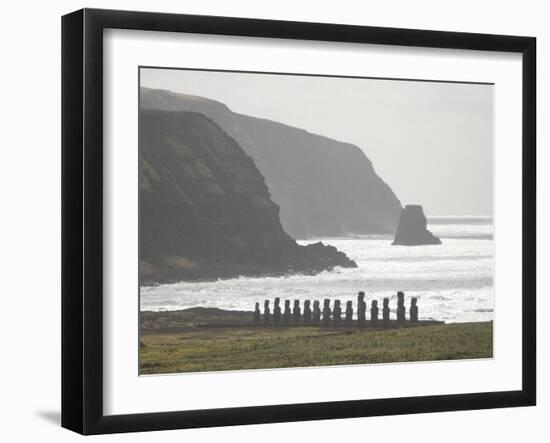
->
141, 87, 402, 239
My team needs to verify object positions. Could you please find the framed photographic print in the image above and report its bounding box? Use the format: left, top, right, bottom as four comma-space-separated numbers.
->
61, 8, 536, 435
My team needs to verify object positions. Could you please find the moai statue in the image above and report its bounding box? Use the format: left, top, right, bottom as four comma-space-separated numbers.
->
345, 301, 353, 325
273, 297, 281, 325
254, 302, 261, 323
357, 291, 366, 324
312, 300, 321, 324
382, 297, 390, 323
283, 300, 291, 324
333, 300, 342, 325
303, 300, 312, 325
410, 297, 419, 322
293, 300, 301, 324
371, 300, 379, 323
263, 300, 270, 324
322, 299, 331, 325
396, 291, 406, 323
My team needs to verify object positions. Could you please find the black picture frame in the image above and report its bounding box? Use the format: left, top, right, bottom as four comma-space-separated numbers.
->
61, 8, 536, 435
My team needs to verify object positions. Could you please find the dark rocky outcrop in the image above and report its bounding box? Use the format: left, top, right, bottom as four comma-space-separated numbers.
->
392, 205, 441, 246
139, 110, 356, 284
141, 87, 402, 239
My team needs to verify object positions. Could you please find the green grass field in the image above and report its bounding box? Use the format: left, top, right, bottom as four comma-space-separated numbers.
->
140, 311, 492, 374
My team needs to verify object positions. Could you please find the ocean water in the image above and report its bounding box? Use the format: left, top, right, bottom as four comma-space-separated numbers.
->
140, 219, 494, 323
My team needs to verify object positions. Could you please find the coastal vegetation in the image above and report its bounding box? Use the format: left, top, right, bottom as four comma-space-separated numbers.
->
139, 308, 492, 374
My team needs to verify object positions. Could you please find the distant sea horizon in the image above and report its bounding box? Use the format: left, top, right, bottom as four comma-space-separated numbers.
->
428, 215, 493, 223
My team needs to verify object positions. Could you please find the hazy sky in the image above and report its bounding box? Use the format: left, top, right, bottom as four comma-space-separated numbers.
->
141, 68, 493, 217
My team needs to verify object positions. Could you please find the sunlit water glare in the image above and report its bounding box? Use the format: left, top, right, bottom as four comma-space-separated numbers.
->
140, 220, 494, 323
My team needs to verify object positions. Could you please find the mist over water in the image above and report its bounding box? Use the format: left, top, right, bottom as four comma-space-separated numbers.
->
140, 219, 494, 323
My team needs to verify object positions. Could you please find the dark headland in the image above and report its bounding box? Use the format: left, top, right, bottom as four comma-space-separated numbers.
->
139, 110, 356, 284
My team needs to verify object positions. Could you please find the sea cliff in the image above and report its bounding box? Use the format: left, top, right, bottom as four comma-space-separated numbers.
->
139, 110, 356, 284
141, 87, 402, 239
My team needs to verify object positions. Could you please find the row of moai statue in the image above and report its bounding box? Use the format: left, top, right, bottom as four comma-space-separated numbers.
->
254, 291, 418, 325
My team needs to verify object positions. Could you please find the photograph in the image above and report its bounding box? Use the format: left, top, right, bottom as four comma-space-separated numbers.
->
0, 0, 543, 440
138, 67, 495, 375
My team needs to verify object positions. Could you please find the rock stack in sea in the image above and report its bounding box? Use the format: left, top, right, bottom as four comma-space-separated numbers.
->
392, 205, 441, 246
